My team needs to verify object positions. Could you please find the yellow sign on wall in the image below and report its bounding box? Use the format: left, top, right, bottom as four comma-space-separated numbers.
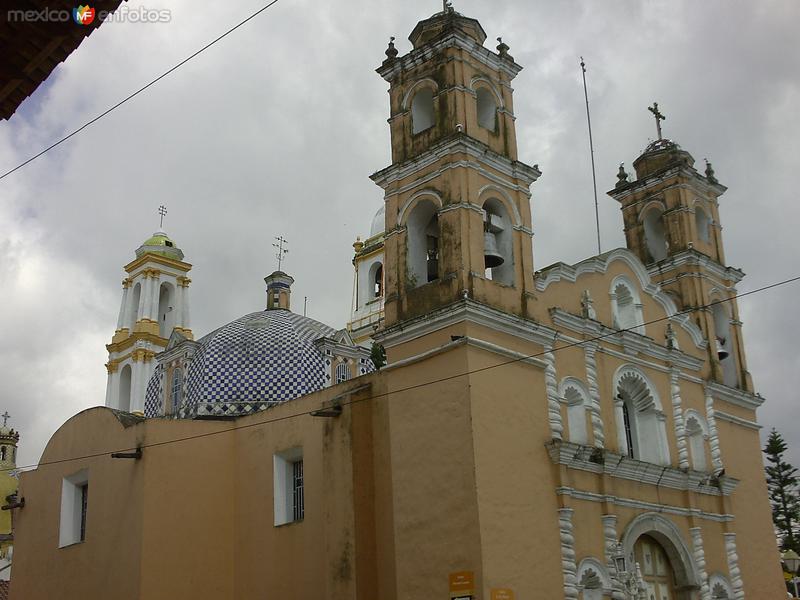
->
491, 589, 514, 600
449, 571, 475, 598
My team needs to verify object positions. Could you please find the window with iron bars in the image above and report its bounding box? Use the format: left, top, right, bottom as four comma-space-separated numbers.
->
292, 459, 304, 522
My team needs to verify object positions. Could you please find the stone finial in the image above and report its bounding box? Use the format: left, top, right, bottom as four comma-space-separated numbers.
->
385, 36, 398, 60
616, 163, 629, 188
580, 290, 597, 320
705, 159, 718, 184
353, 236, 364, 253
665, 323, 676, 350
496, 37, 511, 59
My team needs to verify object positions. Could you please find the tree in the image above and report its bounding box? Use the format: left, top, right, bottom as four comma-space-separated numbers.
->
370, 342, 386, 370
764, 428, 800, 553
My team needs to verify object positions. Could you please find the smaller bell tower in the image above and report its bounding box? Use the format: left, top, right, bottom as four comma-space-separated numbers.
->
105, 216, 192, 414
609, 106, 751, 390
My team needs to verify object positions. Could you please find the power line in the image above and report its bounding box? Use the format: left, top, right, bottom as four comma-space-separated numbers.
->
6, 273, 800, 475
0, 0, 282, 182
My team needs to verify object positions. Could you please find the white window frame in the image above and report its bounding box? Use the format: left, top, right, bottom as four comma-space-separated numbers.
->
609, 276, 645, 335
59, 469, 89, 547
273, 447, 303, 526
559, 377, 591, 445
335, 362, 351, 384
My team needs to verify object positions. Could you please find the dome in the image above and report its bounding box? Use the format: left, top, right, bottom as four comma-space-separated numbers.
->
369, 205, 386, 238
135, 230, 184, 261
180, 310, 337, 418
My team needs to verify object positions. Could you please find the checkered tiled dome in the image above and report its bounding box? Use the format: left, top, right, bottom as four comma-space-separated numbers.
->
180, 310, 336, 418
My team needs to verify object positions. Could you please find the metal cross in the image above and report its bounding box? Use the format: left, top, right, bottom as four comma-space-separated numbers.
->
273, 236, 289, 271
158, 205, 168, 228
1, 412, 9, 427
648, 102, 666, 140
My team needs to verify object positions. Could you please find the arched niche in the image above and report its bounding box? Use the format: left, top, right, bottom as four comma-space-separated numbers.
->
683, 409, 709, 472
614, 366, 670, 465
694, 203, 711, 243
609, 275, 645, 335
560, 377, 592, 445
482, 197, 514, 285
476, 86, 497, 131
129, 282, 142, 329
621, 513, 700, 600
119, 364, 132, 413
405, 199, 440, 288
708, 573, 733, 599
642, 204, 668, 262
411, 87, 435, 134
158, 282, 176, 338
577, 557, 611, 600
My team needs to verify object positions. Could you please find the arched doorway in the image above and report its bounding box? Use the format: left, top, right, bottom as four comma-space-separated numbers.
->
621, 513, 700, 600
635, 534, 677, 600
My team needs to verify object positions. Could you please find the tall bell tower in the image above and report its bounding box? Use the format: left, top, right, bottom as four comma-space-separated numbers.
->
608, 106, 752, 391
104, 226, 193, 414
371, 5, 540, 333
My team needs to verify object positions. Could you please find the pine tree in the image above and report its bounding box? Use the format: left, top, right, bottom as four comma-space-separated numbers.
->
370, 342, 386, 370
764, 428, 800, 552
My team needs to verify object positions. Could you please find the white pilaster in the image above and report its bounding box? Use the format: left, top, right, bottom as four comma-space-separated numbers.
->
181, 281, 191, 330
559, 508, 579, 599
584, 343, 604, 447
175, 283, 184, 329
723, 533, 745, 599
141, 274, 153, 322
670, 369, 690, 469
690, 527, 711, 600
704, 387, 724, 472
116, 282, 129, 330
602, 514, 626, 600
149, 272, 161, 321
105, 370, 116, 409
544, 343, 563, 440
614, 399, 627, 455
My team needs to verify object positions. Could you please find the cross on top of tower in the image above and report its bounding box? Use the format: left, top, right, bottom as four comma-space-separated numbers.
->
158, 205, 168, 228
2, 412, 9, 427
442, 0, 453, 13
648, 102, 666, 140
273, 236, 289, 272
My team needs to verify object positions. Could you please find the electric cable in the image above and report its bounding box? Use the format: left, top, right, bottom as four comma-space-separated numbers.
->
4, 273, 798, 475
0, 0, 282, 181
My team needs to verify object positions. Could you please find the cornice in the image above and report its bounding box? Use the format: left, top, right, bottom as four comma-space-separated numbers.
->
647, 250, 745, 284
548, 308, 705, 372
370, 134, 540, 190
546, 439, 739, 497
377, 29, 522, 81
706, 381, 764, 411
124, 252, 192, 275
714, 410, 761, 431
608, 165, 727, 202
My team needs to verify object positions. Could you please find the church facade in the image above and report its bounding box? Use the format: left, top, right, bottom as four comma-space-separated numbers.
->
9, 6, 785, 600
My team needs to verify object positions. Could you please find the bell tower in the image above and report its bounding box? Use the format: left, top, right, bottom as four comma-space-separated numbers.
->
608, 106, 751, 391
371, 6, 540, 331
105, 224, 193, 414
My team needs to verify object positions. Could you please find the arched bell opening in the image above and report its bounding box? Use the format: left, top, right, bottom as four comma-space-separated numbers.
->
481, 198, 514, 285
476, 86, 497, 132
406, 200, 440, 288
119, 364, 132, 413
694, 204, 711, 244
711, 301, 738, 387
411, 87, 435, 134
643, 206, 668, 262
158, 282, 176, 338
129, 282, 142, 329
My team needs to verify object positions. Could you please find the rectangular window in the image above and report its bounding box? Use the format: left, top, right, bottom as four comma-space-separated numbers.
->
79, 483, 89, 542
292, 459, 304, 522
59, 469, 89, 547
273, 448, 303, 526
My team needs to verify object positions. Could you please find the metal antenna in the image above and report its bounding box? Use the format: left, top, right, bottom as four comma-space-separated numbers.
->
158, 205, 167, 229
273, 236, 289, 271
580, 57, 602, 255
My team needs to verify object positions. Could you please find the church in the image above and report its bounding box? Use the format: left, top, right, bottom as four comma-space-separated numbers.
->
9, 5, 785, 599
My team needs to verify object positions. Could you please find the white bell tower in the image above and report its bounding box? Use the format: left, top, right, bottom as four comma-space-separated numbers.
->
105, 212, 192, 414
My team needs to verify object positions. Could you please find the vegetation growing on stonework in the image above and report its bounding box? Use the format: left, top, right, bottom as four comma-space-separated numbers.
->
764, 428, 800, 553
370, 342, 386, 370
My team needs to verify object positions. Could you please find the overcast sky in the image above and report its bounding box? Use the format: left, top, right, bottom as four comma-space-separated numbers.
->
1, 0, 798, 469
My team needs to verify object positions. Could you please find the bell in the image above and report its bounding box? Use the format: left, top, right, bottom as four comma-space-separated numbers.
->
716, 336, 729, 360
484, 231, 504, 268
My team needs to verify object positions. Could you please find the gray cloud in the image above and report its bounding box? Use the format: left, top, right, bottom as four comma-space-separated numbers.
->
1, 0, 798, 468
